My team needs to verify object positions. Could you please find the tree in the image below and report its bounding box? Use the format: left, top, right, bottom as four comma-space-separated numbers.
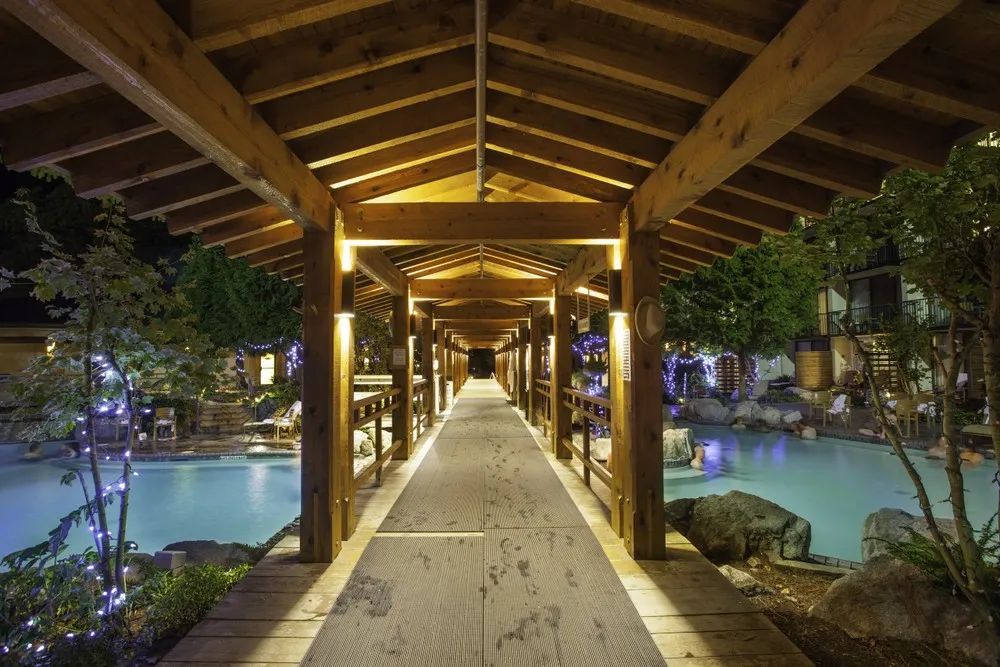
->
178, 240, 301, 350
660, 232, 821, 398
354, 311, 391, 374
0, 193, 222, 639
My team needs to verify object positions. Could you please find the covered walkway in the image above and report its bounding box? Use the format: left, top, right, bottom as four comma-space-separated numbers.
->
163, 380, 806, 666
302, 379, 663, 666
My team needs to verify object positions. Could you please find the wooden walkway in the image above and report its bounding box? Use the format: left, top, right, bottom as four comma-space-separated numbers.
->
161, 380, 809, 665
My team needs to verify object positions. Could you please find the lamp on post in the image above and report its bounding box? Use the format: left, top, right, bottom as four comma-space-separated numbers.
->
608, 269, 625, 317
337, 270, 355, 319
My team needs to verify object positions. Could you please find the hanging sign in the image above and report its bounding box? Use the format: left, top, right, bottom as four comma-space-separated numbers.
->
577, 316, 591, 333
390, 346, 407, 368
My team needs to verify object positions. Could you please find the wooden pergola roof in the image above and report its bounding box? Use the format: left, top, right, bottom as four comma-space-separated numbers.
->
1, 0, 998, 319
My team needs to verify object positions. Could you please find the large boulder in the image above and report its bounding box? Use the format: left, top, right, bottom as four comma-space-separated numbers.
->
717, 564, 774, 597
810, 556, 997, 666
162, 540, 252, 566
862, 508, 959, 562
665, 490, 811, 561
682, 398, 731, 424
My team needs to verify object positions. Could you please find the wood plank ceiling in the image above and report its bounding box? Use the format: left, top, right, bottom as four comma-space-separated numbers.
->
1, 0, 997, 320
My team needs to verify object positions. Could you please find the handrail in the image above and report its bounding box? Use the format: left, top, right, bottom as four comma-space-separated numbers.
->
559, 385, 612, 488
533, 378, 552, 436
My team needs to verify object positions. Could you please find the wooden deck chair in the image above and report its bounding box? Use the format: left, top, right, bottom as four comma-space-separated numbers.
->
808, 391, 831, 423
893, 398, 920, 437
826, 393, 850, 428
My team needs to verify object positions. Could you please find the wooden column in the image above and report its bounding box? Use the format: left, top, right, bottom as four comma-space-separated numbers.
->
551, 295, 572, 459
300, 224, 342, 563
529, 312, 542, 425
610, 216, 666, 559
517, 325, 529, 414
421, 317, 435, 427
435, 324, 447, 412
446, 333, 454, 405
334, 249, 355, 540
391, 293, 413, 459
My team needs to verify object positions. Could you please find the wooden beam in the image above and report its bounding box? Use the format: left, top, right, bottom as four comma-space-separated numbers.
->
411, 278, 553, 300
670, 210, 763, 247
333, 151, 475, 203
661, 242, 715, 267
660, 226, 738, 258
243, 240, 303, 267
488, 150, 628, 202
444, 321, 520, 331
166, 191, 267, 235
169, 0, 389, 52
214, 2, 474, 103
690, 191, 793, 235
120, 164, 241, 219
226, 226, 303, 258
5, 0, 336, 231
355, 247, 408, 296
259, 49, 475, 140
200, 207, 292, 246
0, 30, 100, 111
342, 202, 620, 243
627, 0, 959, 229
554, 246, 607, 296
433, 304, 530, 320
719, 166, 833, 219
62, 133, 207, 198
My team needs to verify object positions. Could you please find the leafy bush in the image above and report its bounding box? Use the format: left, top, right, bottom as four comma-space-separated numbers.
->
137, 564, 250, 636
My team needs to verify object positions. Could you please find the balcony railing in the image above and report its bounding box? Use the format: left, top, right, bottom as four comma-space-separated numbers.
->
814, 298, 980, 336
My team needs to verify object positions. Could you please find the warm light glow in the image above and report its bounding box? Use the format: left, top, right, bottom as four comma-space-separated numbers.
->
45, 339, 56, 356
341, 243, 354, 271
260, 353, 276, 386
611, 241, 622, 271
335, 312, 355, 319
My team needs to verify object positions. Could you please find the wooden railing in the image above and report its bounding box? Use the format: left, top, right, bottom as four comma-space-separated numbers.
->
412, 377, 432, 439
533, 378, 552, 436
351, 387, 401, 487
560, 387, 612, 488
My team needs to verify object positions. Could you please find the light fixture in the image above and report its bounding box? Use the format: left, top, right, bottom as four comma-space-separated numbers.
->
337, 270, 355, 318
608, 269, 625, 317
409, 314, 417, 338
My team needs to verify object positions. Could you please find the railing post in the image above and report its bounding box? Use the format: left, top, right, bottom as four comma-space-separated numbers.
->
551, 294, 572, 459
421, 317, 435, 427
529, 308, 543, 425
375, 414, 383, 486
582, 411, 591, 487
391, 292, 413, 459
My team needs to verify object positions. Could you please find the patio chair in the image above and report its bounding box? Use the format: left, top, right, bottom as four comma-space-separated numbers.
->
152, 407, 177, 445
826, 393, 850, 428
893, 398, 920, 437
273, 401, 302, 440
808, 390, 831, 423
914, 392, 938, 428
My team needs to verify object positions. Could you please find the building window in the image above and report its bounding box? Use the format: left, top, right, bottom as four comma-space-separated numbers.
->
260, 353, 276, 386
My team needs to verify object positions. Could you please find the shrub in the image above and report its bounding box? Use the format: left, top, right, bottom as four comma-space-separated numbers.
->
138, 564, 250, 636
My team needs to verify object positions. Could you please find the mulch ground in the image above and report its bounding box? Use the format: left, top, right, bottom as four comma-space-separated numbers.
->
726, 561, 981, 667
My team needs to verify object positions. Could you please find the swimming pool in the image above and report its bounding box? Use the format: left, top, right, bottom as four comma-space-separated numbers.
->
670, 426, 998, 562
0, 456, 300, 559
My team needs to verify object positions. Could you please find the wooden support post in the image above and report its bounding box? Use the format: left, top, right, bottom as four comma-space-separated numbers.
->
335, 248, 355, 540
529, 312, 542, 425
518, 325, 529, 414
551, 295, 572, 459
609, 216, 666, 559
421, 317, 435, 427
435, 324, 447, 412
300, 225, 341, 563
391, 293, 414, 459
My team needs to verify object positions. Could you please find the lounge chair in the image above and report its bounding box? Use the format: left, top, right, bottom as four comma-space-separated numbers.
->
152, 407, 177, 445
893, 398, 920, 437
826, 393, 850, 427
273, 401, 302, 440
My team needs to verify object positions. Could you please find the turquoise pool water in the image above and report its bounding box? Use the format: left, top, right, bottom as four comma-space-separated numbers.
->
0, 457, 300, 559
669, 426, 999, 562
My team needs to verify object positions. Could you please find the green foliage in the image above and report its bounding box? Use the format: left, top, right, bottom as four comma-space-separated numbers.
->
885, 141, 999, 314
179, 240, 301, 350
878, 515, 999, 608
660, 232, 820, 364
137, 564, 250, 635
355, 311, 391, 374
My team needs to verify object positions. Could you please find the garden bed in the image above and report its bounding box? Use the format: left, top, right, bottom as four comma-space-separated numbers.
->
726, 561, 981, 666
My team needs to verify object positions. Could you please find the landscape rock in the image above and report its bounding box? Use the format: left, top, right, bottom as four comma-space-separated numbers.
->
862, 508, 959, 562
662, 428, 695, 462
682, 398, 732, 424
162, 540, 252, 566
717, 564, 774, 596
799, 426, 817, 439
731, 423, 747, 430
731, 401, 755, 421
590, 437, 611, 462
781, 410, 803, 424
665, 490, 811, 562
810, 556, 998, 666
761, 406, 785, 428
